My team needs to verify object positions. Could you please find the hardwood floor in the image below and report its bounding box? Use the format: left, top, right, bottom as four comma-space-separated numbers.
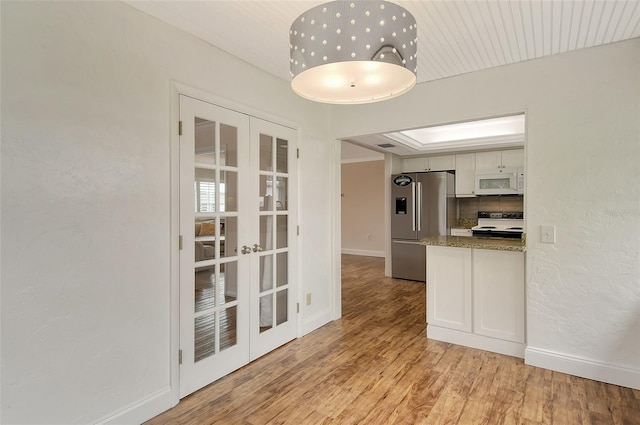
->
146, 254, 640, 424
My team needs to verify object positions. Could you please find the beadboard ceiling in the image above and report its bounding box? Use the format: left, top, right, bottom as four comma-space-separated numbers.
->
126, 0, 640, 157
127, 0, 639, 84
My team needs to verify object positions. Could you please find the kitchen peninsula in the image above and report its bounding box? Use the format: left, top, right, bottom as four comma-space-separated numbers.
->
422, 236, 526, 358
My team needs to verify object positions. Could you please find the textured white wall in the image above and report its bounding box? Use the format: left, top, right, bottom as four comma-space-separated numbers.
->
332, 39, 640, 389
2, 3, 638, 425
1, 2, 332, 424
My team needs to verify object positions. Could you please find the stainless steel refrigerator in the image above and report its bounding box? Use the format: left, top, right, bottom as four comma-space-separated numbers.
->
391, 171, 456, 281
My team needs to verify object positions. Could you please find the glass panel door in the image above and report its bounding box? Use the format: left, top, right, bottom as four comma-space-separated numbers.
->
250, 118, 298, 360
179, 96, 250, 398
178, 96, 298, 397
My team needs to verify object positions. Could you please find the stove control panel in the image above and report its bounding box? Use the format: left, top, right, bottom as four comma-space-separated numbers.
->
477, 211, 523, 220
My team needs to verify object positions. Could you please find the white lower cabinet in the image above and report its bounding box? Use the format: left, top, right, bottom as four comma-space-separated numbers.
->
473, 249, 525, 344
426, 246, 525, 358
426, 247, 472, 332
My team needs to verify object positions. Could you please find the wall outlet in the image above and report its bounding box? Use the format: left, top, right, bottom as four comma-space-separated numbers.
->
367, 233, 372, 240
541, 225, 556, 243
306, 293, 312, 306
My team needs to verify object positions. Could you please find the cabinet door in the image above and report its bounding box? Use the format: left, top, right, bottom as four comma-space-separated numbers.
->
475, 151, 502, 170
403, 157, 427, 172
428, 155, 455, 171
427, 246, 472, 332
455, 153, 476, 197
501, 149, 524, 168
472, 249, 524, 343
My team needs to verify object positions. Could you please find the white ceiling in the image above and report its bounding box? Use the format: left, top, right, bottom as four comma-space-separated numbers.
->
342, 140, 385, 163
126, 0, 640, 158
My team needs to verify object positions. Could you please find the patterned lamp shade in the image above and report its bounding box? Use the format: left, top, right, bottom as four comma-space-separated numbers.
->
289, 1, 418, 104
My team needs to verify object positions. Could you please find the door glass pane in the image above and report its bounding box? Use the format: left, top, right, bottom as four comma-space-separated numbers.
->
260, 254, 273, 291
276, 216, 288, 249
260, 216, 273, 250
276, 290, 288, 326
195, 267, 215, 313
220, 261, 237, 305
220, 124, 237, 167
221, 217, 237, 258
195, 312, 215, 362
220, 306, 237, 351
275, 177, 287, 210
259, 175, 273, 211
276, 252, 287, 288
260, 134, 273, 171
220, 171, 237, 212
195, 117, 215, 165
195, 168, 216, 213
195, 219, 216, 262
276, 138, 288, 173
259, 295, 273, 333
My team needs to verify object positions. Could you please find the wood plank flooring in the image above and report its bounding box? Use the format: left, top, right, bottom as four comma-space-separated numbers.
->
145, 254, 640, 424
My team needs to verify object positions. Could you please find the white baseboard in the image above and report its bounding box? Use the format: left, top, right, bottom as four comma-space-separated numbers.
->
97, 386, 175, 425
525, 347, 640, 390
341, 248, 385, 258
427, 325, 525, 358
302, 309, 333, 336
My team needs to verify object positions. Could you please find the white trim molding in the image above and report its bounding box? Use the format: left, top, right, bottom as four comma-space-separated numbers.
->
525, 347, 640, 390
341, 248, 385, 258
97, 387, 173, 425
427, 325, 525, 359
341, 156, 385, 164
303, 309, 334, 336
332, 139, 343, 321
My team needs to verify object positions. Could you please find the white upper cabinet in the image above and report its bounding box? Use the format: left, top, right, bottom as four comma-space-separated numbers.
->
402, 157, 427, 172
501, 149, 525, 168
402, 154, 455, 172
476, 149, 524, 170
428, 155, 456, 171
454, 153, 476, 197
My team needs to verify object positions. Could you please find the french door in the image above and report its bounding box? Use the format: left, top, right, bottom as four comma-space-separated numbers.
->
179, 95, 297, 398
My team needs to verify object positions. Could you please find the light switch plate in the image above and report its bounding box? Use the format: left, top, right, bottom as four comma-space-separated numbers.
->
541, 225, 556, 243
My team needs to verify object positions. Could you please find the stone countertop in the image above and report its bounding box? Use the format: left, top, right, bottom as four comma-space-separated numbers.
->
421, 235, 526, 252
456, 218, 478, 229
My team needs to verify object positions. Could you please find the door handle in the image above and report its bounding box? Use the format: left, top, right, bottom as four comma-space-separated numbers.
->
241, 245, 251, 255
417, 181, 422, 232
252, 244, 263, 252
411, 182, 416, 232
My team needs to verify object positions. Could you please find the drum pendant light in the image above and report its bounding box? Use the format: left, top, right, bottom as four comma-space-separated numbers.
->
289, 1, 418, 104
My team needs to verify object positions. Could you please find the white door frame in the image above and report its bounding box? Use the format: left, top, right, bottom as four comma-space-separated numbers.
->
169, 82, 302, 406
331, 139, 343, 321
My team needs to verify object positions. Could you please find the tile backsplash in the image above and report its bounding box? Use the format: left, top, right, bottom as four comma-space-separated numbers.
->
458, 196, 524, 220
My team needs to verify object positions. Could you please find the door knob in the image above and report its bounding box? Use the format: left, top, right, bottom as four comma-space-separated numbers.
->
241, 245, 251, 255
252, 244, 263, 252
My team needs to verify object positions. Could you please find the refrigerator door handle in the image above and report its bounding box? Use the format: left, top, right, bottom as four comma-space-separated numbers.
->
417, 181, 422, 232
411, 182, 416, 231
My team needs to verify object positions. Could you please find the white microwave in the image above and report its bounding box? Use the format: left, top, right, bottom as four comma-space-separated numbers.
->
475, 168, 524, 195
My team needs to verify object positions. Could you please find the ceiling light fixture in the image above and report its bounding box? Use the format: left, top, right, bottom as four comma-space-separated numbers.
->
289, 1, 417, 104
